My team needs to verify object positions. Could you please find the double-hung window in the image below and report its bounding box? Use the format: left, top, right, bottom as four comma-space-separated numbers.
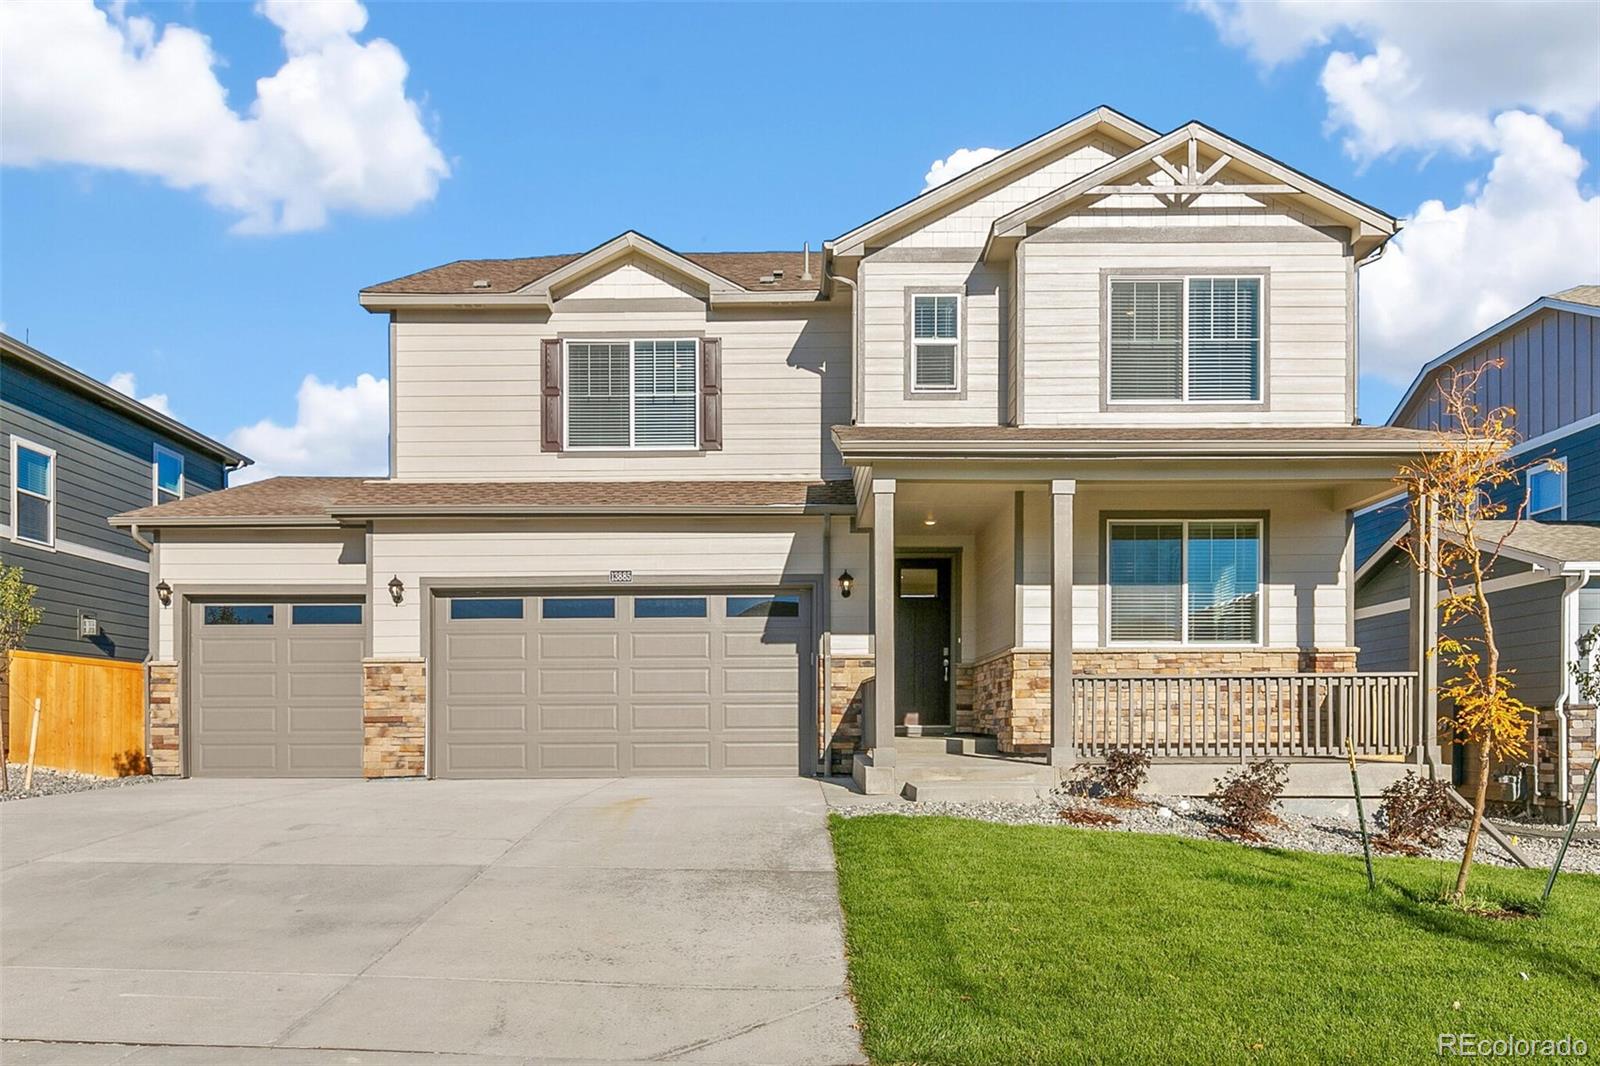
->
910, 293, 960, 392
10, 436, 56, 547
1108, 276, 1262, 403
566, 338, 698, 449
1527, 461, 1566, 521
153, 444, 184, 504
1107, 519, 1262, 644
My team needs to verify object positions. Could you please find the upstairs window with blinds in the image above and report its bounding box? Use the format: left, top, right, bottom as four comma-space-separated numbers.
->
1107, 519, 1261, 645
910, 293, 960, 392
565, 339, 699, 449
1108, 276, 1262, 403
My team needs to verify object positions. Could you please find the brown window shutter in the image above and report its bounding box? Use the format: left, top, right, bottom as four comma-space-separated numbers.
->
541, 339, 563, 452
700, 337, 722, 451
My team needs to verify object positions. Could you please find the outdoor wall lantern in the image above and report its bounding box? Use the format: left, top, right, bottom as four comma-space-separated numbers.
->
155, 580, 172, 607
388, 575, 405, 605
838, 571, 854, 599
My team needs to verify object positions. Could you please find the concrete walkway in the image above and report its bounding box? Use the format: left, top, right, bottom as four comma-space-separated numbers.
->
0, 777, 864, 1065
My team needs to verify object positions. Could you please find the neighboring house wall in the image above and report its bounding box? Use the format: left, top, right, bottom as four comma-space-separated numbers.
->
390, 263, 851, 481
2, 357, 226, 660
1393, 306, 1600, 438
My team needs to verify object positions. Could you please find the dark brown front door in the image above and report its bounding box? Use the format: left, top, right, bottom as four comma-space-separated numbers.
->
895, 559, 952, 728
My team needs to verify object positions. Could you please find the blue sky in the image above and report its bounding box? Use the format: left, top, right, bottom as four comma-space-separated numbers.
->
3, 1, 1597, 479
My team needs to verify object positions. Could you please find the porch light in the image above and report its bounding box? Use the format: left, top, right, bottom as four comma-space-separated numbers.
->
923, 516, 937, 526
388, 575, 405, 605
838, 571, 854, 599
155, 580, 172, 607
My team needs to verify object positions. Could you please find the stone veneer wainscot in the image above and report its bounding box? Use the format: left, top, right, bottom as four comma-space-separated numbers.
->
363, 659, 426, 778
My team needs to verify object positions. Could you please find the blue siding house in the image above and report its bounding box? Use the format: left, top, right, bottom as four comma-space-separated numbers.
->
1354, 284, 1600, 823
2, 332, 248, 664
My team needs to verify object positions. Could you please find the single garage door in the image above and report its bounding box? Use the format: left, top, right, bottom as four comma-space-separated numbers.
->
433, 590, 811, 778
188, 600, 365, 777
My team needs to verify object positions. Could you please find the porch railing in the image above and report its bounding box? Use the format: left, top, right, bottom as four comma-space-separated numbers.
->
1070, 673, 1417, 759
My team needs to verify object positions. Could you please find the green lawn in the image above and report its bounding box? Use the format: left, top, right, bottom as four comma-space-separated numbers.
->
829, 816, 1600, 1065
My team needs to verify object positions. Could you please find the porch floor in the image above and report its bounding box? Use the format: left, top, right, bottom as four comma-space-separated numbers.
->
887, 736, 1057, 803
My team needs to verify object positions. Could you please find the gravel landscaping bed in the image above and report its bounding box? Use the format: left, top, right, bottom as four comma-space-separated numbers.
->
0, 764, 159, 802
834, 791, 1600, 875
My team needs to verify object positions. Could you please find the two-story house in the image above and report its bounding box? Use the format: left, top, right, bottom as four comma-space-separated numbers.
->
112, 107, 1444, 795
1355, 286, 1600, 824
2, 331, 248, 775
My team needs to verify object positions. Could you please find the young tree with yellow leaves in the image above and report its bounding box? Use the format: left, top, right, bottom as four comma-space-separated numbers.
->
1395, 360, 1560, 905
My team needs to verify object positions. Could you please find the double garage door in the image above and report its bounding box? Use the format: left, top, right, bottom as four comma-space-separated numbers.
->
187, 590, 810, 778
433, 590, 811, 778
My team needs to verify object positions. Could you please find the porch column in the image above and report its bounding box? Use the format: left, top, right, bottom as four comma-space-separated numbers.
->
1049, 480, 1075, 768
1408, 491, 1443, 771
854, 478, 897, 794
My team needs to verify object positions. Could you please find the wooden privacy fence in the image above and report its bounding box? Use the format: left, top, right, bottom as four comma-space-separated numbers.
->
5, 651, 146, 777
1071, 672, 1418, 760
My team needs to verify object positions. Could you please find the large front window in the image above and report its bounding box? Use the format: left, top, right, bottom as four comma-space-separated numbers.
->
1108, 276, 1262, 403
566, 338, 698, 449
1108, 519, 1261, 644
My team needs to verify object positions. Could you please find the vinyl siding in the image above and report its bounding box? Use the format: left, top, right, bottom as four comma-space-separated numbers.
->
153, 528, 366, 660
857, 258, 1006, 425
1355, 612, 1409, 674
2, 355, 229, 661
391, 276, 850, 481
1394, 307, 1600, 438
1019, 221, 1353, 426
367, 516, 830, 659
974, 499, 1016, 658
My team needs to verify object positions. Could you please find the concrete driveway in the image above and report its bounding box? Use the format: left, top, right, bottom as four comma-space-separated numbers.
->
0, 777, 865, 1066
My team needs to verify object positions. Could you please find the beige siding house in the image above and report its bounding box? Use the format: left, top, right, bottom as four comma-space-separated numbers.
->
114, 107, 1445, 794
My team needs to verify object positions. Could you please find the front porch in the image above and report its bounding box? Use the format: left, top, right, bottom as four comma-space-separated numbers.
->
822, 441, 1443, 796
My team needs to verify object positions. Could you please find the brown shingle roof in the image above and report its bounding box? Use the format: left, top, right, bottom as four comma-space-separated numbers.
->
113, 477, 855, 525
365, 251, 822, 295
1457, 520, 1600, 566
1553, 284, 1600, 308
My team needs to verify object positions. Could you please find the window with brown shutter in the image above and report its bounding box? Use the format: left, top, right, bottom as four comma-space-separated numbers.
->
700, 337, 722, 451
540, 338, 562, 451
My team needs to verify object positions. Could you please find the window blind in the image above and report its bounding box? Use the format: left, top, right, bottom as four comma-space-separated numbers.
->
912, 294, 959, 390
1185, 521, 1261, 643
566, 342, 630, 447
1187, 277, 1260, 401
1108, 523, 1184, 642
633, 339, 698, 448
14, 445, 51, 544
1109, 280, 1183, 401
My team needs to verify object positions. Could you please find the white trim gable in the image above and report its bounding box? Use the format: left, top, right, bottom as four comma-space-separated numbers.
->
986, 122, 1399, 259
519, 231, 742, 300
827, 106, 1158, 258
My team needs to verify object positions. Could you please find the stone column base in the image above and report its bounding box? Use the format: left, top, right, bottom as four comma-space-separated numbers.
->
148, 661, 181, 776
363, 658, 426, 779
824, 655, 873, 770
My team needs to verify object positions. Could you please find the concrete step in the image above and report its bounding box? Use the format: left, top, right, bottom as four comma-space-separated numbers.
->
944, 735, 1000, 756
900, 778, 1053, 803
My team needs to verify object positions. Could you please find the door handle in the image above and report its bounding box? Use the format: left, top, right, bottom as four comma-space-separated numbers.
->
942, 646, 950, 682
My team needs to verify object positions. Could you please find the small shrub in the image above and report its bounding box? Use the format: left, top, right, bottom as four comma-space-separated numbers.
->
1058, 804, 1120, 827
1375, 771, 1460, 853
1211, 760, 1287, 839
1091, 749, 1152, 804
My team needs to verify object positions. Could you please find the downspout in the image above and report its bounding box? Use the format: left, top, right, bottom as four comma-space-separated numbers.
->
831, 270, 860, 425
127, 521, 154, 554
822, 514, 834, 777
1555, 568, 1592, 817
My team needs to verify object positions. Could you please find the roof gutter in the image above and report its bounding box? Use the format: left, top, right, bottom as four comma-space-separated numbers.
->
831, 438, 1447, 462
326, 503, 857, 520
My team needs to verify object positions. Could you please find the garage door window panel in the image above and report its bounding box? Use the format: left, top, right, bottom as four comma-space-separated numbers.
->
450, 598, 525, 620
728, 594, 801, 618
543, 597, 616, 620
292, 604, 363, 625
635, 596, 708, 619
204, 605, 275, 625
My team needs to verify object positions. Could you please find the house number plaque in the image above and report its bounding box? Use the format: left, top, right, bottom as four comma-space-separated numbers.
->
608, 570, 634, 584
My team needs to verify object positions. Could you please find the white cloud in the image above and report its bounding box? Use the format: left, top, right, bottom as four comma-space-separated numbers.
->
0, 0, 448, 233
1360, 112, 1600, 386
1191, 1, 1599, 161
228, 373, 388, 484
922, 147, 1003, 192
107, 370, 174, 417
